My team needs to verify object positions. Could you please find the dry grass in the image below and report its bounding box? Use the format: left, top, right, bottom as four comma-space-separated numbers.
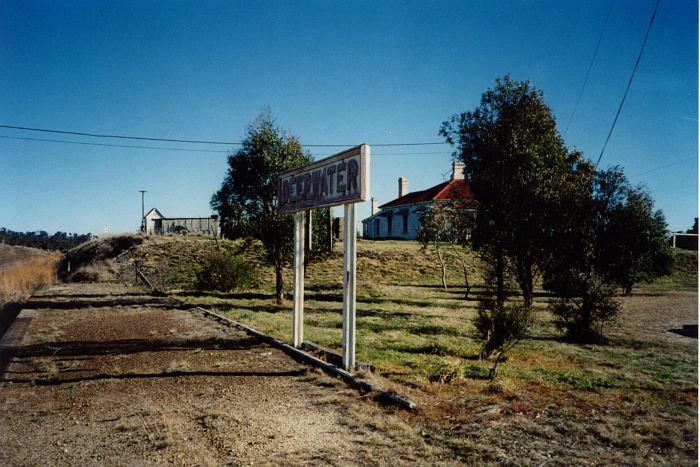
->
0, 253, 62, 304
69, 259, 118, 283
137, 405, 172, 450
164, 359, 193, 374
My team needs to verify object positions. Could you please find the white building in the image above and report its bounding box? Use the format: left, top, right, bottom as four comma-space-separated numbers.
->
144, 208, 165, 235
362, 162, 476, 240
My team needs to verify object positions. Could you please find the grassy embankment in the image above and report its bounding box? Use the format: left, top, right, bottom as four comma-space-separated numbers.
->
122, 235, 696, 462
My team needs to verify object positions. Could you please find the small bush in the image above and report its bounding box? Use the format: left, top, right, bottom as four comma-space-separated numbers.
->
426, 361, 464, 384
196, 251, 255, 292
550, 275, 620, 343
474, 299, 533, 358
69, 259, 118, 283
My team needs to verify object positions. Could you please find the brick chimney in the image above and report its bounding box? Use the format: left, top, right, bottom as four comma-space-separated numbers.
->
451, 161, 465, 180
371, 197, 379, 215
398, 177, 409, 198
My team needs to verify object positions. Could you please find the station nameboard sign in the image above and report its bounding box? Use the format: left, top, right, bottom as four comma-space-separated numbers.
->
277, 144, 370, 214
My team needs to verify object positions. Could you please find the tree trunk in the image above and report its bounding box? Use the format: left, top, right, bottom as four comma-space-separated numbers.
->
623, 279, 634, 296
326, 207, 333, 252
461, 262, 471, 299
579, 294, 593, 341
456, 255, 470, 299
437, 246, 448, 290
495, 248, 505, 306
488, 350, 505, 380
515, 256, 534, 306
622, 264, 636, 296
521, 268, 533, 307
275, 264, 284, 305
450, 244, 471, 299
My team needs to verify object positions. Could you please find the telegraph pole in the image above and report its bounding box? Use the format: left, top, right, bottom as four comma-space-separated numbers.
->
139, 190, 147, 232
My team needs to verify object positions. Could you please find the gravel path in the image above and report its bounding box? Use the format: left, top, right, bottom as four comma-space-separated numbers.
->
0, 283, 437, 466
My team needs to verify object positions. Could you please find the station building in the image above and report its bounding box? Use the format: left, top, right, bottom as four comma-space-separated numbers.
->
361, 162, 476, 240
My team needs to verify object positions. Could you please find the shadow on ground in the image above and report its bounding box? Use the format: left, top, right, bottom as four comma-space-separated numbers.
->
669, 324, 698, 338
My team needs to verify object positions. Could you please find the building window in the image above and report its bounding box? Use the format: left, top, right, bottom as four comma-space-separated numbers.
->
374, 219, 380, 236
387, 214, 393, 235
402, 214, 408, 233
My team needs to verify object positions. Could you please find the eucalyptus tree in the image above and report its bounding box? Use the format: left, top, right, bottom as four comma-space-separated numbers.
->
440, 75, 573, 306
211, 110, 312, 303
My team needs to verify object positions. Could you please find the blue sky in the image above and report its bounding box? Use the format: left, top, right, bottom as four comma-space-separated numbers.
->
0, 0, 696, 235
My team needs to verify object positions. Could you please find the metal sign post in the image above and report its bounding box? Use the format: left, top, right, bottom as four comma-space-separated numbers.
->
342, 203, 357, 369
279, 144, 370, 372
292, 211, 305, 347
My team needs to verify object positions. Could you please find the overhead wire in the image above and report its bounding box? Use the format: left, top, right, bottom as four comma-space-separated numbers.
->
594, 0, 660, 168
0, 135, 230, 153
537, 0, 662, 283
564, 0, 614, 135
0, 133, 454, 156
3, 131, 688, 182
628, 156, 695, 177
0, 0, 663, 166
0, 123, 448, 148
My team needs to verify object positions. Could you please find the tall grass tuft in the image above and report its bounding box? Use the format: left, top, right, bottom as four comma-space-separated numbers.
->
0, 253, 62, 304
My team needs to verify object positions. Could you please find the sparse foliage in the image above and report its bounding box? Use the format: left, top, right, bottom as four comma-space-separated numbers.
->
210, 110, 312, 303
417, 202, 476, 297
418, 204, 452, 290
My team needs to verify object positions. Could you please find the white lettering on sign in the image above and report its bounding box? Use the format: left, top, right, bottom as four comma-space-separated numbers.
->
277, 144, 370, 214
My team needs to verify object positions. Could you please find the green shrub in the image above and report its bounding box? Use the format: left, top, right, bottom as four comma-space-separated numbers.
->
473, 298, 534, 378
426, 361, 464, 383
549, 274, 620, 343
196, 251, 255, 292
474, 299, 533, 358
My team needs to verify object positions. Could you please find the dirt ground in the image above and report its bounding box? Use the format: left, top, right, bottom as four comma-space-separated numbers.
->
0, 283, 440, 466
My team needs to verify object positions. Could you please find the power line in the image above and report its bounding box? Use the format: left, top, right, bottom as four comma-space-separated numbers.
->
0, 123, 448, 148
564, 0, 614, 135
628, 156, 695, 177
0, 124, 241, 145
0, 135, 229, 153
9, 131, 687, 176
0, 134, 453, 156
595, 0, 660, 168
370, 141, 448, 147
314, 150, 453, 156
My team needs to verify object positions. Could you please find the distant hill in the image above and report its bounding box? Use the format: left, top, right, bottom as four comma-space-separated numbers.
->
0, 228, 93, 252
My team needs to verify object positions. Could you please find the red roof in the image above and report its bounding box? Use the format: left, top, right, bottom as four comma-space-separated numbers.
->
379, 179, 477, 209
